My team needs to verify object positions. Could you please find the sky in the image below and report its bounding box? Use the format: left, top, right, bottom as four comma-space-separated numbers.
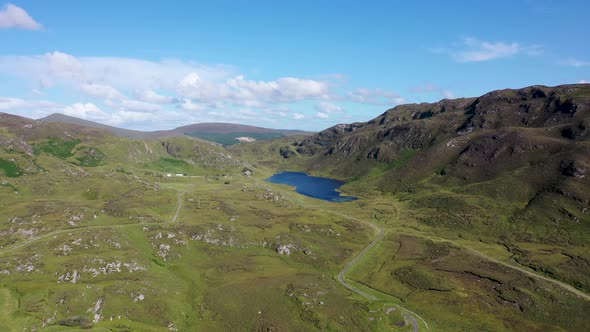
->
0, 1, 589, 131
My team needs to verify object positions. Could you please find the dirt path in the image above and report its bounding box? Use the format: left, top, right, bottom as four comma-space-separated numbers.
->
323, 202, 590, 302
335, 227, 423, 332
331, 214, 429, 331
278, 191, 429, 331
337, 227, 384, 301
172, 192, 183, 223
0, 193, 183, 257
460, 245, 590, 301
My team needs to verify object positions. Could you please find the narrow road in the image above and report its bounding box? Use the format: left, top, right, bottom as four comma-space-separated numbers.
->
335, 224, 426, 331
273, 188, 430, 330
337, 227, 384, 301
461, 246, 590, 301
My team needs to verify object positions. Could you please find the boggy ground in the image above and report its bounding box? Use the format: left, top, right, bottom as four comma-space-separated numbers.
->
0, 147, 588, 331
0, 169, 414, 331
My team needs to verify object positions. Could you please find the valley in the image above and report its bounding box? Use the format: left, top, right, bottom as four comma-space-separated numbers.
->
0, 83, 589, 331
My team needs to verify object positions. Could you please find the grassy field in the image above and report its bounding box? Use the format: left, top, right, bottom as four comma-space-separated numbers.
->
1, 110, 589, 331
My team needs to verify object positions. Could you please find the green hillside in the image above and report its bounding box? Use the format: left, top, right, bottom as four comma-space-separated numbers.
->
1, 84, 589, 332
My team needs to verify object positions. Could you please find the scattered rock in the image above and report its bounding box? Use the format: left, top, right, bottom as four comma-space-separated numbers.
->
57, 316, 93, 329
562, 161, 587, 178
277, 244, 294, 255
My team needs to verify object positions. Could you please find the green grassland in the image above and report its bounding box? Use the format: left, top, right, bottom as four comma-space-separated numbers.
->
1, 94, 590, 332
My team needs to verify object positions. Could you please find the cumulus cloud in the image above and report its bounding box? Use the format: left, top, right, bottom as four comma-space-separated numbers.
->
314, 102, 344, 113
443, 38, 543, 63
0, 50, 404, 128
0, 3, 42, 30
315, 112, 329, 119
179, 99, 207, 112
0, 96, 60, 111
177, 73, 331, 107
80, 83, 124, 100
262, 106, 291, 118
109, 110, 157, 125
410, 83, 454, 99
580, 80, 589, 84
0, 52, 338, 112
138, 89, 174, 104
0, 52, 232, 92
348, 88, 405, 105
120, 99, 163, 112
63, 102, 109, 121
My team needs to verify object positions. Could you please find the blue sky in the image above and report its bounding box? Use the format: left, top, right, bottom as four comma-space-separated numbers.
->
0, 1, 589, 131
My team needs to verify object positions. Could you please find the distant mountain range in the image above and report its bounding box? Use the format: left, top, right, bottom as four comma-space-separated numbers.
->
40, 113, 313, 144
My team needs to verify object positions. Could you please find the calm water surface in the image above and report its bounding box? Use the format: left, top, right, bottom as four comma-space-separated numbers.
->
266, 172, 358, 202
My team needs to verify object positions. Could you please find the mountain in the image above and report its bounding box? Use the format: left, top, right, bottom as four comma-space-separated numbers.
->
40, 113, 313, 144
40, 113, 171, 139
2, 84, 590, 331
292, 84, 589, 180
232, 83, 590, 296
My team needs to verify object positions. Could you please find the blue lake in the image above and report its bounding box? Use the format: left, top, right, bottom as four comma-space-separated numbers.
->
266, 171, 358, 202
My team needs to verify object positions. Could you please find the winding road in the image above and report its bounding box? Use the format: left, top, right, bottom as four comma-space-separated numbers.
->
337, 227, 384, 301
461, 245, 590, 301
336, 226, 422, 332
333, 220, 427, 331
284, 195, 429, 331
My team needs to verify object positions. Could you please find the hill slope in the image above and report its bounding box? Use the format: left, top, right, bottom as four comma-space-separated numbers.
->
2, 84, 590, 332
41, 113, 313, 144
233, 83, 590, 294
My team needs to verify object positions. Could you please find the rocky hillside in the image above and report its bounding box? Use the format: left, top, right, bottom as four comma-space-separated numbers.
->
0, 112, 243, 177
239, 84, 590, 293
292, 84, 588, 177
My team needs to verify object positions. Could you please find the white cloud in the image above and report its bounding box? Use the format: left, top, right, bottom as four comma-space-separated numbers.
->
44, 51, 85, 84
442, 90, 455, 98
262, 106, 291, 118
315, 112, 329, 119
348, 88, 405, 105
580, 80, 589, 84
177, 73, 332, 107
0, 52, 232, 92
120, 99, 163, 112
80, 83, 124, 100
138, 89, 174, 104
457, 38, 519, 62
448, 38, 542, 63
0, 96, 60, 111
0, 4, 42, 30
63, 102, 109, 121
410, 83, 454, 99
179, 99, 207, 111
109, 110, 157, 125
0, 96, 63, 119
0, 51, 337, 114
561, 57, 589, 67
0, 51, 410, 129
315, 102, 343, 113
